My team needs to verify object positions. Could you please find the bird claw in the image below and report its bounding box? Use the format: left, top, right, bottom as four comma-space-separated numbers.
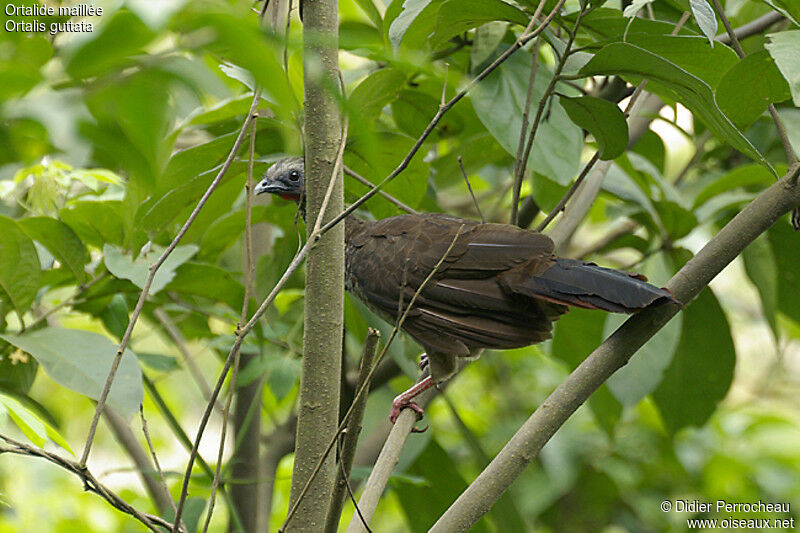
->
390, 397, 426, 432
418, 353, 429, 371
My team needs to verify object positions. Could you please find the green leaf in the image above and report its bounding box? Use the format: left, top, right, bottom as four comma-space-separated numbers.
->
765, 30, 800, 107
578, 7, 698, 40
472, 52, 582, 184
172, 11, 297, 118
689, 0, 717, 46
767, 221, 800, 326
552, 308, 622, 435
624, 34, 738, 88
0, 216, 41, 315
65, 10, 156, 79
354, 0, 383, 29
0, 393, 46, 447
605, 254, 682, 405
345, 133, 429, 219
653, 288, 734, 433
136, 352, 179, 372
139, 162, 249, 233
349, 69, 407, 121
60, 200, 127, 248
394, 439, 491, 533
691, 163, 774, 209
653, 200, 698, 240
104, 244, 198, 295
164, 262, 245, 312
392, 90, 464, 138
17, 217, 90, 284
716, 50, 792, 129
579, 43, 772, 172
0, 35, 53, 101
560, 96, 628, 160
471, 21, 508, 67
100, 294, 130, 340
388, 0, 437, 50
0, 344, 38, 396
742, 234, 779, 341
430, 0, 529, 48
764, 0, 800, 26
0, 328, 143, 420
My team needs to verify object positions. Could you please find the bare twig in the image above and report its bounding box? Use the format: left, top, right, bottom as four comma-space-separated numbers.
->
345, 374, 439, 533
103, 408, 174, 518
138, 408, 177, 515
716, 10, 784, 44
324, 328, 380, 533
511, 34, 544, 225
201, 112, 261, 533
535, 152, 600, 232
336, 430, 372, 533
344, 165, 417, 214
513, 2, 588, 225
458, 156, 485, 223
0, 433, 173, 532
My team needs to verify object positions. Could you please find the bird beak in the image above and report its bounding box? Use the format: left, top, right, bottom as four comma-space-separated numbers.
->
254, 178, 283, 196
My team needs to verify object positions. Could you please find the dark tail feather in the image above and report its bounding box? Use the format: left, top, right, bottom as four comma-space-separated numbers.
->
508, 258, 678, 313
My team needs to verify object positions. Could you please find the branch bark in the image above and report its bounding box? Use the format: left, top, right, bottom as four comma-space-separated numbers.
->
431, 163, 800, 531
325, 328, 380, 532
287, 0, 345, 531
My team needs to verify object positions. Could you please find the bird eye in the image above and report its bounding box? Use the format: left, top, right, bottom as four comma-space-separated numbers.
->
288, 170, 300, 181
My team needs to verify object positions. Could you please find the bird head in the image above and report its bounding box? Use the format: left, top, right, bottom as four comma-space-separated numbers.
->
255, 157, 305, 203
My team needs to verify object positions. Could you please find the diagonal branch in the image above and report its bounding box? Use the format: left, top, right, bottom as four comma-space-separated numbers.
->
0, 433, 176, 532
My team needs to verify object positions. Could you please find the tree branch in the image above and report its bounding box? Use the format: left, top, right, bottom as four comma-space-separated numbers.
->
0, 433, 175, 532
325, 328, 380, 532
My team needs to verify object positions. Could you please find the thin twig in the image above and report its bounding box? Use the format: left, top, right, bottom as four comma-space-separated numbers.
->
513, 2, 588, 225
200, 111, 261, 533
22, 272, 107, 333
535, 152, 600, 232
511, 30, 544, 225
139, 408, 177, 515
324, 329, 380, 533
336, 431, 372, 533
458, 156, 485, 223
0, 433, 173, 532
343, 165, 417, 214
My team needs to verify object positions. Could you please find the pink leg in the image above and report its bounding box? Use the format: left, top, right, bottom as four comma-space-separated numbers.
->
390, 376, 435, 425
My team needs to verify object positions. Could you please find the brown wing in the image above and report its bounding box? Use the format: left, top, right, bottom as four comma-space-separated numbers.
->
345, 213, 565, 355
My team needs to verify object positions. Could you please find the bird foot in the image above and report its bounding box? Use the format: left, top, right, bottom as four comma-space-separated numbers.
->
418, 353, 429, 371
389, 376, 435, 433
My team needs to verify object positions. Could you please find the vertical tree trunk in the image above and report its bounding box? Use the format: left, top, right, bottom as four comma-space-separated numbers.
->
287, 0, 344, 530
229, 369, 264, 532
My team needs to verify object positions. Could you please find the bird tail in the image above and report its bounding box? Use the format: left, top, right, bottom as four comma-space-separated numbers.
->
505, 258, 678, 313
